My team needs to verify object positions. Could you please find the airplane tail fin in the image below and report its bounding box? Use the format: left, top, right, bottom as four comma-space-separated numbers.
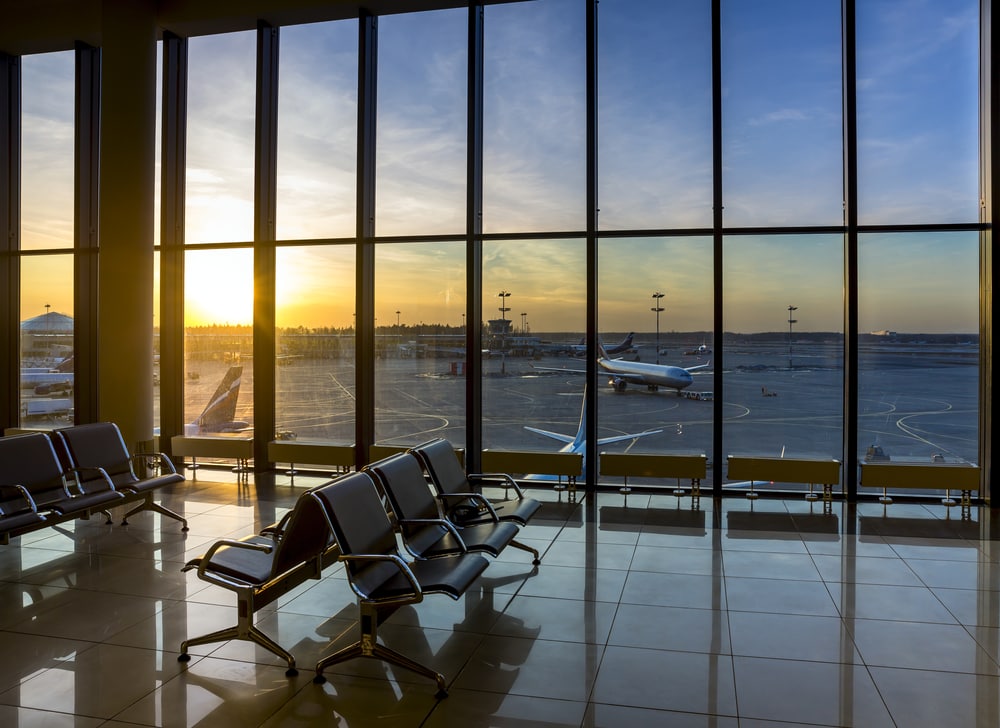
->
195, 365, 243, 431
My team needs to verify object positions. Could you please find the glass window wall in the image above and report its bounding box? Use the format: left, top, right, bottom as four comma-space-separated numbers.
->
598, 0, 713, 230
374, 242, 466, 447
722, 0, 844, 227
597, 237, 714, 488
857, 232, 979, 497
722, 235, 845, 494
19, 255, 74, 427
185, 32, 256, 244
483, 0, 586, 233
275, 245, 356, 443
856, 0, 979, 225
20, 51, 74, 251
482, 239, 586, 462
376, 10, 466, 237
183, 248, 254, 436
276, 21, 358, 241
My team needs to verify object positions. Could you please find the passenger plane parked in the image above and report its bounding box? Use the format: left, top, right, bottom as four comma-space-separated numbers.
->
597, 343, 711, 393
184, 365, 251, 435
534, 343, 711, 394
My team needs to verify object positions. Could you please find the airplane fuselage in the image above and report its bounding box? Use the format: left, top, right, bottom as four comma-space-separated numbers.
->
598, 357, 694, 391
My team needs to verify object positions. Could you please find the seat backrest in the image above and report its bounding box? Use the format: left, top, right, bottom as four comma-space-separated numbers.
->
56, 422, 136, 489
311, 472, 397, 558
0, 433, 69, 508
268, 488, 333, 577
411, 438, 468, 497
310, 472, 403, 596
365, 452, 440, 522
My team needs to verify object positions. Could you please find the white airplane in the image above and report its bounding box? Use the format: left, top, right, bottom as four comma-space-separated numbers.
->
598, 343, 711, 393
521, 390, 662, 481
533, 343, 711, 394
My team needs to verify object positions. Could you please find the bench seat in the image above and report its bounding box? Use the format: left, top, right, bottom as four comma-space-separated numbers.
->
860, 461, 980, 513
599, 452, 707, 500
727, 455, 841, 502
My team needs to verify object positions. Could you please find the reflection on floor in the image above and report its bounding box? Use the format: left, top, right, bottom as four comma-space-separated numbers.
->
1, 470, 998, 727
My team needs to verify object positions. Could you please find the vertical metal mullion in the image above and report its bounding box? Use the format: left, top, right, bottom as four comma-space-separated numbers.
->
355, 12, 378, 467
254, 22, 279, 468
0, 53, 18, 430
466, 5, 484, 470
843, 0, 860, 501
160, 32, 187, 452
74, 42, 101, 425
585, 0, 599, 490
711, 0, 724, 498
981, 0, 994, 505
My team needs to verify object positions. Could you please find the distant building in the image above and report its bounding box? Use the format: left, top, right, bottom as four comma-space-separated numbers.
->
20, 311, 74, 365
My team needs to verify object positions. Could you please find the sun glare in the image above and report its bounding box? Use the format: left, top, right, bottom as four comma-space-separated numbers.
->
185, 249, 254, 326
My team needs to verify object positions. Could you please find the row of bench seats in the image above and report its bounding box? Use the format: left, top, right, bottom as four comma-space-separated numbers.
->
179, 440, 542, 696
1, 422, 187, 544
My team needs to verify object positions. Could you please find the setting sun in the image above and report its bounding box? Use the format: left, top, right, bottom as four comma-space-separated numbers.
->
184, 248, 254, 326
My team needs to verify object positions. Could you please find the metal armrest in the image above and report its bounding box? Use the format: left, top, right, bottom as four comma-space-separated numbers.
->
260, 510, 293, 539
397, 517, 468, 551
340, 552, 423, 606
183, 538, 275, 590
469, 471, 526, 497
65, 465, 117, 495
0, 484, 40, 515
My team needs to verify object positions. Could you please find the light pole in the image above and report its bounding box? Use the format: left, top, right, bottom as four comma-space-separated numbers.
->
787, 305, 798, 369
520, 312, 527, 334
396, 310, 400, 328
651, 291, 665, 364
497, 290, 511, 322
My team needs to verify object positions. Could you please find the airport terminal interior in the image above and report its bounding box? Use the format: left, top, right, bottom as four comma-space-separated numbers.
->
1, 0, 998, 725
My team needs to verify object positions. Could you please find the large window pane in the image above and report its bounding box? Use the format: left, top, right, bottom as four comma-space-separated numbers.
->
597, 237, 714, 488
275, 245, 356, 443
858, 232, 979, 491
277, 21, 357, 240
21, 51, 74, 251
484, 0, 586, 233
374, 242, 466, 447
377, 10, 466, 237
598, 0, 712, 230
857, 0, 979, 224
183, 248, 253, 436
186, 32, 256, 244
722, 0, 843, 227
723, 235, 844, 493
483, 239, 586, 463
20, 256, 74, 427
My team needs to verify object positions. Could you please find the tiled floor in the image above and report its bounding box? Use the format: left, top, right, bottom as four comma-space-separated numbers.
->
1, 471, 999, 727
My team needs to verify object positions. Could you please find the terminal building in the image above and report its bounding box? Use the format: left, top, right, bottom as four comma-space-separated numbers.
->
0, 1, 997, 725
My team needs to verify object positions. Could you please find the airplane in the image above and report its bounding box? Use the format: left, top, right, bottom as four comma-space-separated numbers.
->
153, 365, 252, 437
569, 332, 635, 357
521, 389, 662, 481
183, 365, 252, 435
598, 343, 711, 392
533, 342, 711, 394
21, 355, 74, 391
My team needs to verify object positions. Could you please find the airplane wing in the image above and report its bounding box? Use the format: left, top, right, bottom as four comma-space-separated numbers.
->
525, 425, 663, 446
523, 425, 576, 444
529, 363, 586, 375
597, 428, 663, 446
684, 360, 712, 373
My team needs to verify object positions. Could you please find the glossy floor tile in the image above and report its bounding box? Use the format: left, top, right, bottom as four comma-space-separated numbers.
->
1, 472, 999, 726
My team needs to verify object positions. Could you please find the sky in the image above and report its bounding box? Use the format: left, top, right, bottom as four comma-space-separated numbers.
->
17, 0, 982, 335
